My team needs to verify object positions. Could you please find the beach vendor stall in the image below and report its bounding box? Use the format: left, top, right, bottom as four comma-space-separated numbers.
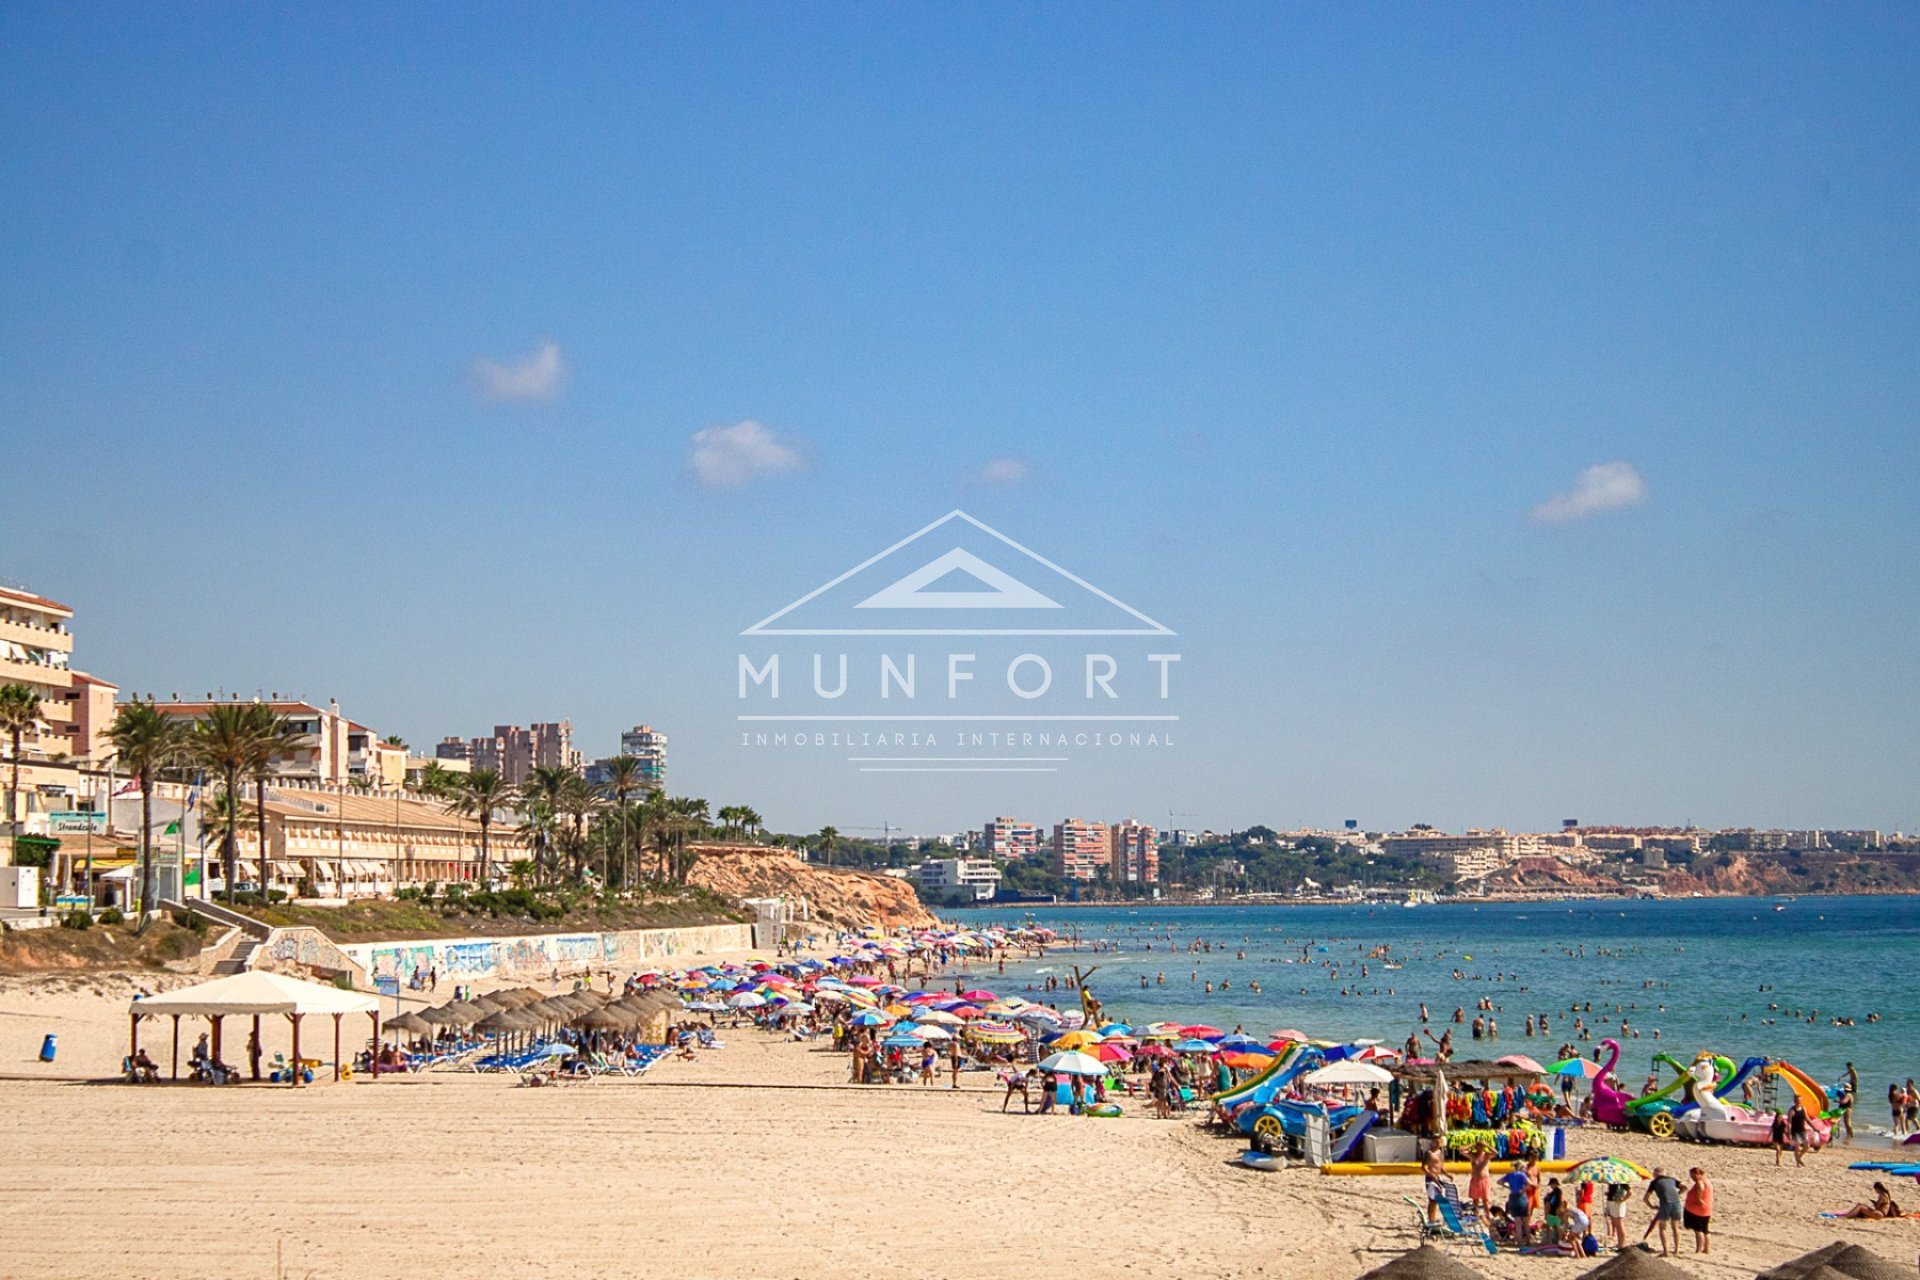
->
1392, 1059, 1561, 1159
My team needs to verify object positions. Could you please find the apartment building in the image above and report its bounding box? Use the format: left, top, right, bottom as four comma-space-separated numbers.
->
441, 721, 581, 784
981, 815, 1042, 860
1052, 818, 1110, 882
0, 586, 118, 839
151, 698, 352, 784
914, 857, 1002, 902
1108, 818, 1160, 884
618, 724, 668, 790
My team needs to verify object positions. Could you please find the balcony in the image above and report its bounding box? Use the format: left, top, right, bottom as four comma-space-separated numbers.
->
0, 654, 74, 692
0, 616, 73, 653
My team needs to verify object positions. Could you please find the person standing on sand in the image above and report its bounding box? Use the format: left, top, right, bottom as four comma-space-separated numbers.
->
1788, 1098, 1811, 1165
1603, 1180, 1632, 1251
1770, 1110, 1790, 1166
1905, 1079, 1918, 1134
948, 1039, 962, 1089
1644, 1166, 1683, 1257
1892, 1081, 1908, 1136
1682, 1167, 1712, 1255
1467, 1144, 1493, 1216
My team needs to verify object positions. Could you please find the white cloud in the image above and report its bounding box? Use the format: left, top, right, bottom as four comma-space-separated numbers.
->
473, 340, 565, 402
689, 420, 808, 489
969, 456, 1032, 486
1530, 460, 1648, 523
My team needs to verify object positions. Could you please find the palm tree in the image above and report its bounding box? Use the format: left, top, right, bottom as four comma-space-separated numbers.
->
192, 704, 263, 903
597, 756, 645, 886
415, 760, 457, 798
107, 701, 189, 919
738, 806, 764, 842
519, 764, 575, 880
816, 825, 839, 869
667, 796, 710, 883
448, 768, 511, 887
519, 798, 559, 885
558, 772, 601, 880
0, 683, 45, 838
242, 703, 299, 890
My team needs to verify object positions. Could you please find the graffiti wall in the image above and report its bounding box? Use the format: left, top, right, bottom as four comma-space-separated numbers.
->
340, 922, 754, 986
254, 927, 367, 983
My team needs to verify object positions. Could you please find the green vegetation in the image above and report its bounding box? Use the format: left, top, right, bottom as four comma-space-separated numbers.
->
234, 884, 746, 943
1, 682, 46, 840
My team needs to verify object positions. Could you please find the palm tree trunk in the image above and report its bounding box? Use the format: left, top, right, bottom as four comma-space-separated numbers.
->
137, 775, 153, 919
6, 728, 20, 837
223, 765, 240, 903
479, 814, 491, 885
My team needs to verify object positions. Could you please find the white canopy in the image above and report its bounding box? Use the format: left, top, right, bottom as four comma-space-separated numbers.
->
1303, 1060, 1394, 1086
131, 970, 379, 1018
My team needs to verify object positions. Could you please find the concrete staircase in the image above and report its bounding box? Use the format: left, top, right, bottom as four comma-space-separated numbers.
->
161, 898, 272, 975
211, 939, 259, 975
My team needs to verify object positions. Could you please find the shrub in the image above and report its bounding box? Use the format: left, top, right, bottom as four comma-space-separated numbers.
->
60, 910, 93, 930
98, 907, 125, 926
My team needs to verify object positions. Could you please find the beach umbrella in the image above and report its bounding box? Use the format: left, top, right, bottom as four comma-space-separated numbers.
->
1135, 1043, 1175, 1059
1217, 1033, 1265, 1049
1098, 1023, 1132, 1037
1091, 1042, 1133, 1063
1181, 1024, 1225, 1040
728, 992, 768, 1009
1496, 1054, 1547, 1074
1048, 1029, 1103, 1050
576, 1008, 631, 1031
960, 989, 997, 1002
1271, 1028, 1310, 1042
1219, 1051, 1271, 1070
907, 1024, 952, 1041
1549, 1057, 1603, 1079
912, 1010, 965, 1026
1573, 1249, 1697, 1280
849, 1010, 893, 1027
1037, 1050, 1108, 1077
1304, 1060, 1393, 1086
1758, 1245, 1909, 1280
1174, 1039, 1218, 1054
383, 1011, 429, 1036
1568, 1156, 1647, 1185
1354, 1243, 1491, 1280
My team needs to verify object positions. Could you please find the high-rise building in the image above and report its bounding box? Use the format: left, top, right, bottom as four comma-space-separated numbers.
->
619, 724, 668, 790
1108, 818, 1159, 884
982, 816, 1041, 860
1052, 818, 1110, 882
433, 736, 470, 761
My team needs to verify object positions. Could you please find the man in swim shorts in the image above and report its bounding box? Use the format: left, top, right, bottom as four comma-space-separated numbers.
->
1644, 1166, 1683, 1257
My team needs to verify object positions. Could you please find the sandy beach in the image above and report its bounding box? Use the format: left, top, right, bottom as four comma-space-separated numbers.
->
2, 964, 1915, 1280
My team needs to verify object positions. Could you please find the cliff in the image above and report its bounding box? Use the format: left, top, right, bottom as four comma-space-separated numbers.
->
685, 843, 940, 932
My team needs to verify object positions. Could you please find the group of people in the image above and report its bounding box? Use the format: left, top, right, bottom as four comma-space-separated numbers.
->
1438, 1147, 1715, 1259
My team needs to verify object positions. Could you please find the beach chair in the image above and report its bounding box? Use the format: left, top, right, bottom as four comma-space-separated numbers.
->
1418, 1186, 1498, 1255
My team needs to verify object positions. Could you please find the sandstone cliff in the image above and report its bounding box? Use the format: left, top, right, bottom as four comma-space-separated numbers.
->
685, 843, 941, 932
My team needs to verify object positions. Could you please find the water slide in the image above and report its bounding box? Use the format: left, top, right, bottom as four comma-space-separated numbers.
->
1628, 1054, 1701, 1113
1211, 1042, 1316, 1109
1768, 1060, 1837, 1118
1685, 1056, 1833, 1147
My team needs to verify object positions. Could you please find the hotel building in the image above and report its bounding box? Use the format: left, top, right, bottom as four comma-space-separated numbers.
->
1051, 818, 1110, 882
0, 585, 118, 839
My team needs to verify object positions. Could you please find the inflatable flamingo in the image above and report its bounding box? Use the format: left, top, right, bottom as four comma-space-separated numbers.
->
1591, 1038, 1633, 1127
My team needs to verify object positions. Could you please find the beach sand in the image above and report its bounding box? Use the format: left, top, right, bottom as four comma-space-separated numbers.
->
1, 970, 1915, 1280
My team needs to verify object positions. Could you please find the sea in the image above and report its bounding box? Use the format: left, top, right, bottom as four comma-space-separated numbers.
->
946, 894, 1919, 1132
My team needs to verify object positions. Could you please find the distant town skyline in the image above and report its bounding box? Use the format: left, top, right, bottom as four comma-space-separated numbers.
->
5, 7, 1916, 834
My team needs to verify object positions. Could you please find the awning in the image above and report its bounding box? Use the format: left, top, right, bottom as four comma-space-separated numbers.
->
131, 970, 378, 1018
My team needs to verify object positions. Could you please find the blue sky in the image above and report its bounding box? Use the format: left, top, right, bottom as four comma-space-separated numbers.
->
4, 4, 1916, 835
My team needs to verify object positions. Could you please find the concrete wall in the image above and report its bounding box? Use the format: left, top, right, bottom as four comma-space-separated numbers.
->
340, 922, 755, 989
252, 926, 370, 985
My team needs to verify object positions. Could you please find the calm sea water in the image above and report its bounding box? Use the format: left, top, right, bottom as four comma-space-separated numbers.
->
947, 895, 1919, 1128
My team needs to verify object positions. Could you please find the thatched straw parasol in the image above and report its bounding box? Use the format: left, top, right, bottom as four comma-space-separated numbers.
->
1815, 1247, 1911, 1280
575, 1007, 631, 1031
1759, 1243, 1853, 1280
439, 1001, 484, 1024
384, 1011, 431, 1034
1354, 1243, 1489, 1280
1576, 1247, 1693, 1280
